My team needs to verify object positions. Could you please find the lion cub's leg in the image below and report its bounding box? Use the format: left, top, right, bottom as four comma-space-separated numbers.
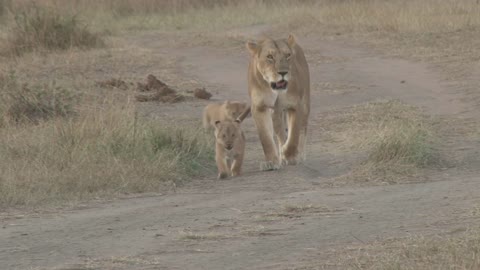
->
215, 144, 230, 179
252, 107, 280, 171
282, 108, 302, 165
231, 133, 245, 177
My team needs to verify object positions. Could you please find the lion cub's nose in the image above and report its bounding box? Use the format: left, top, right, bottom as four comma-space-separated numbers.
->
278, 71, 288, 77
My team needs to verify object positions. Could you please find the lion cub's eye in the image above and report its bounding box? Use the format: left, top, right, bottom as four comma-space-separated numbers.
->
286, 53, 291, 59
223, 134, 226, 138
267, 55, 274, 60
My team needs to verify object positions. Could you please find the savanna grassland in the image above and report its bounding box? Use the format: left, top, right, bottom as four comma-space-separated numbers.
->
1, 1, 480, 269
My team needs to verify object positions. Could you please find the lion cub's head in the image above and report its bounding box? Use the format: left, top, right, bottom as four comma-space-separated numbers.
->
246, 34, 297, 91
223, 101, 248, 121
214, 120, 242, 151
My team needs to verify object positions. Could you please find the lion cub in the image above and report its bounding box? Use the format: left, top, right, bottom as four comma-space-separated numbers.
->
203, 101, 248, 130
214, 119, 245, 179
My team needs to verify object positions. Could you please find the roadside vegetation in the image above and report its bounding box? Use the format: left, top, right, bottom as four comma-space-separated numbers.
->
0, 73, 214, 208
319, 229, 480, 270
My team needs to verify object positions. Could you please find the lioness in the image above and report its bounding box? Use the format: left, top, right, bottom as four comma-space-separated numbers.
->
203, 101, 248, 130
214, 119, 245, 179
246, 34, 310, 170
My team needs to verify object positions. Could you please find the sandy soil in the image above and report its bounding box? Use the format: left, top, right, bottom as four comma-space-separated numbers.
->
1, 29, 480, 270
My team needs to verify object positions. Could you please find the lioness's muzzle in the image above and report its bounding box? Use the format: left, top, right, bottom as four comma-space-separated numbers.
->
271, 80, 288, 90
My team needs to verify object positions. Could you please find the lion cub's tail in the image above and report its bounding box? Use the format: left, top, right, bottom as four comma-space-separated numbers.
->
235, 106, 251, 123
202, 106, 211, 130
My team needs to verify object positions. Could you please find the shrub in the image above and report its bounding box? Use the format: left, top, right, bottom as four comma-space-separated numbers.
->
6, 5, 104, 55
0, 72, 77, 125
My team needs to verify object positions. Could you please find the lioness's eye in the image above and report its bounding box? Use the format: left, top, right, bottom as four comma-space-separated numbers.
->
267, 55, 274, 60
223, 134, 226, 138
286, 53, 291, 58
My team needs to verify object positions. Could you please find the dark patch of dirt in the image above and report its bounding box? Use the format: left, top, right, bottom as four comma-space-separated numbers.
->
134, 74, 182, 103
193, 87, 212, 100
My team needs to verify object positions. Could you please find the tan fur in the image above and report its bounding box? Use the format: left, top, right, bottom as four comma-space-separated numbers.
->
214, 120, 246, 179
246, 34, 310, 170
203, 100, 248, 130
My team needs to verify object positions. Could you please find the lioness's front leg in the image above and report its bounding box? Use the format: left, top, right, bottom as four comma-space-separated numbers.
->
282, 108, 302, 165
252, 107, 280, 170
273, 108, 287, 155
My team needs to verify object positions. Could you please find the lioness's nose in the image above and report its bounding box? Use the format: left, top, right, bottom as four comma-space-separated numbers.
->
278, 71, 288, 77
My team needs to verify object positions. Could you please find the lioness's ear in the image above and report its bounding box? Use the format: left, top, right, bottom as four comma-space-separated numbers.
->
287, 33, 296, 48
246, 41, 257, 55
215, 120, 221, 127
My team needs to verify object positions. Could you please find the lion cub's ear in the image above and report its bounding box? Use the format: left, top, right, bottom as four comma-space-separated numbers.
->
287, 34, 296, 48
246, 41, 258, 55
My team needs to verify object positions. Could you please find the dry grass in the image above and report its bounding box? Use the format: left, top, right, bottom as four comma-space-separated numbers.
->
0, 92, 214, 208
178, 230, 230, 241
319, 100, 440, 183
2, 0, 479, 61
0, 72, 77, 125
317, 229, 480, 270
23, 0, 480, 33
2, 4, 103, 56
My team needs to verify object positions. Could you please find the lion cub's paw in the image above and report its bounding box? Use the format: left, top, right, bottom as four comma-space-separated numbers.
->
217, 172, 229, 179
260, 161, 281, 171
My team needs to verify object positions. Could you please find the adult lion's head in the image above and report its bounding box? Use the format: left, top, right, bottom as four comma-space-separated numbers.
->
247, 34, 297, 91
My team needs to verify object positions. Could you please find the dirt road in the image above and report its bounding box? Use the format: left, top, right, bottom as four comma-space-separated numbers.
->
1, 32, 479, 270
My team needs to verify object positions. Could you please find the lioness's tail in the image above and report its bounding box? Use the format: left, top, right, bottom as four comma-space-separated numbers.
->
236, 106, 251, 123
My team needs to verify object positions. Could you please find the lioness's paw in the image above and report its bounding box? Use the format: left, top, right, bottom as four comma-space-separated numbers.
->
260, 161, 281, 171
217, 172, 229, 179
281, 145, 299, 166
281, 157, 297, 166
